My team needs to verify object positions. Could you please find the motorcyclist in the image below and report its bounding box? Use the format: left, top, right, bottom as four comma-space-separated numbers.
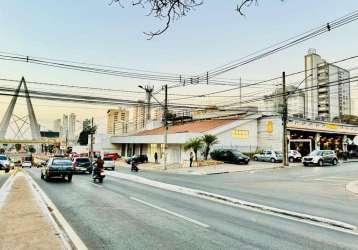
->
93, 156, 104, 176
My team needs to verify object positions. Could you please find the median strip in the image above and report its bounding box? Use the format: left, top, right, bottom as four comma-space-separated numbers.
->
106, 171, 358, 234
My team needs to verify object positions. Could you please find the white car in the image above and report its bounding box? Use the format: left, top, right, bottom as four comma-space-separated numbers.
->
0, 154, 11, 173
21, 161, 32, 168
288, 150, 302, 162
103, 157, 115, 171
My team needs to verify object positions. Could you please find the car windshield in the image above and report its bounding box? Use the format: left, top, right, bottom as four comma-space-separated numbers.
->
231, 150, 244, 157
103, 157, 113, 161
52, 159, 72, 166
76, 158, 90, 163
0, 156, 7, 160
275, 151, 282, 155
309, 150, 322, 156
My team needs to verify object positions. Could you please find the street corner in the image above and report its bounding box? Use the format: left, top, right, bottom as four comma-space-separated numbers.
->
346, 180, 358, 195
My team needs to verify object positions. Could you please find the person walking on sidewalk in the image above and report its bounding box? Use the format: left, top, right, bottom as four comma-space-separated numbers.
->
154, 152, 158, 164
189, 152, 194, 167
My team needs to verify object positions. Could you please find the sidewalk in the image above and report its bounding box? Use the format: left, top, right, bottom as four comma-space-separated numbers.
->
0, 172, 65, 249
116, 160, 301, 175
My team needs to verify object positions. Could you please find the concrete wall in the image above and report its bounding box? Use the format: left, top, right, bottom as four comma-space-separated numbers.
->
257, 116, 283, 151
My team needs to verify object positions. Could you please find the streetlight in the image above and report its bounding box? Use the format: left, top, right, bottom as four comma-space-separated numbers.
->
138, 85, 168, 170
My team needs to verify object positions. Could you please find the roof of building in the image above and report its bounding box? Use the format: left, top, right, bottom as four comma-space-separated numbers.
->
134, 119, 237, 136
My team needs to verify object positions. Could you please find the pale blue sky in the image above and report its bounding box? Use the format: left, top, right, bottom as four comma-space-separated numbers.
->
0, 0, 358, 131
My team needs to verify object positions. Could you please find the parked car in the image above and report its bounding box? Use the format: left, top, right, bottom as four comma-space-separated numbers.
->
104, 153, 121, 161
72, 157, 92, 174
253, 150, 283, 163
41, 157, 73, 182
302, 150, 338, 166
125, 155, 148, 164
103, 157, 115, 170
288, 150, 302, 162
210, 149, 250, 164
0, 154, 11, 173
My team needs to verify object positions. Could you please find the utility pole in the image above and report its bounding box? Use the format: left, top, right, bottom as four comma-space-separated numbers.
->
163, 84, 168, 171
282, 72, 289, 166
239, 77, 242, 107
90, 117, 94, 163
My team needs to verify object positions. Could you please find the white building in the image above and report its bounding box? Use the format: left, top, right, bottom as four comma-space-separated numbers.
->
68, 113, 76, 142
107, 108, 129, 136
304, 50, 351, 121
133, 101, 146, 131
62, 114, 68, 138
53, 118, 62, 132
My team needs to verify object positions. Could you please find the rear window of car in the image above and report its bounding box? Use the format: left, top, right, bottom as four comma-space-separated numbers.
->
0, 156, 7, 160
103, 157, 113, 161
76, 158, 90, 163
53, 159, 72, 165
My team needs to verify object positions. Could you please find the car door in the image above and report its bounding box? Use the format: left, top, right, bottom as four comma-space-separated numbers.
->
322, 151, 330, 164
264, 151, 272, 161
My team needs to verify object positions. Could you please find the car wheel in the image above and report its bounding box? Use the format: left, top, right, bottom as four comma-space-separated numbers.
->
271, 158, 276, 163
303, 163, 308, 167
112, 167, 115, 171
67, 174, 72, 182
44, 174, 49, 181
41, 172, 44, 179
289, 157, 294, 163
332, 159, 338, 166
318, 160, 323, 167
5, 169, 10, 173
254, 157, 258, 161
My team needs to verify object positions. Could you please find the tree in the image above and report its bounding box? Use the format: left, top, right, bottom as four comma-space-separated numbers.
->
202, 134, 219, 160
28, 146, 36, 153
15, 144, 21, 152
78, 119, 96, 145
0, 148, 5, 154
183, 137, 203, 165
111, 1, 280, 39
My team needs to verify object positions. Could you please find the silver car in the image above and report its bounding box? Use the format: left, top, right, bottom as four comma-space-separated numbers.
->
253, 150, 283, 163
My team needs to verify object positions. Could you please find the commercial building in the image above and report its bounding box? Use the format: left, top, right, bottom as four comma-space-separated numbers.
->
109, 112, 358, 166
304, 50, 351, 121
107, 108, 129, 135
62, 114, 68, 138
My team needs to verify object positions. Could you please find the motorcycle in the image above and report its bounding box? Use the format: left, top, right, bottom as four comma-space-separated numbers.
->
92, 168, 105, 183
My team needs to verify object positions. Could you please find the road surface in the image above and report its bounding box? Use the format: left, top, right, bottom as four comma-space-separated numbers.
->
26, 164, 358, 250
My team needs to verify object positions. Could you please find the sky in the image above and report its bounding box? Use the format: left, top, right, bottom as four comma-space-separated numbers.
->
0, 0, 358, 134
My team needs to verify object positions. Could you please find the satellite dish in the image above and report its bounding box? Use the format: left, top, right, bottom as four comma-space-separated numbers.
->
353, 136, 358, 146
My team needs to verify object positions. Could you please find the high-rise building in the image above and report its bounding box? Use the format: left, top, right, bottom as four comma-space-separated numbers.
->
62, 114, 68, 138
53, 119, 62, 132
304, 50, 351, 121
133, 101, 146, 131
68, 113, 76, 141
152, 107, 163, 121
107, 108, 129, 135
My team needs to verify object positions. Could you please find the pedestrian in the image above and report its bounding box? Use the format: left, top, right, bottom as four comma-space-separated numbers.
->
154, 152, 158, 164
189, 152, 194, 167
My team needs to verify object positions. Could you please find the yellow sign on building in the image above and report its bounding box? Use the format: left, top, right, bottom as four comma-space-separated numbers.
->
266, 121, 273, 133
232, 129, 249, 139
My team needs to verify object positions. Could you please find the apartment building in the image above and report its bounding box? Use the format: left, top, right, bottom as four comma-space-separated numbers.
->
304, 50, 351, 121
107, 108, 129, 135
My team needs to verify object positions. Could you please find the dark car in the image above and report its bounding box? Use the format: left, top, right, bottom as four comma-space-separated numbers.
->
72, 157, 92, 174
210, 149, 250, 165
125, 155, 148, 164
41, 158, 73, 182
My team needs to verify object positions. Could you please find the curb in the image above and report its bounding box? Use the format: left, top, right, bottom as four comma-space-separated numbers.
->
25, 173, 88, 250
346, 180, 358, 195
106, 171, 357, 233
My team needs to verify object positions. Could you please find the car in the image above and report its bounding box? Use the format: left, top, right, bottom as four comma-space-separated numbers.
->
253, 150, 283, 163
41, 157, 73, 182
288, 150, 302, 162
104, 153, 121, 161
302, 150, 338, 166
72, 157, 92, 174
21, 161, 32, 168
125, 154, 148, 164
0, 154, 11, 173
210, 149, 250, 164
103, 157, 115, 170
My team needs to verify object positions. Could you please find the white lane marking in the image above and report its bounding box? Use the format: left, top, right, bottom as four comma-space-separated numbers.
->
325, 176, 358, 180
130, 196, 210, 229
313, 178, 348, 183
90, 182, 104, 188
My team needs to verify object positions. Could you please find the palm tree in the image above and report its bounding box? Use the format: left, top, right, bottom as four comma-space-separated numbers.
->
202, 134, 219, 160
184, 137, 203, 166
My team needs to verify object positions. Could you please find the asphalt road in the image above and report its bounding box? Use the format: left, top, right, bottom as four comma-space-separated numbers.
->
27, 167, 358, 250
120, 162, 358, 226
0, 173, 9, 188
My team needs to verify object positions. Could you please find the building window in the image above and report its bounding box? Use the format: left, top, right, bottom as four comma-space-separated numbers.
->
232, 129, 249, 139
